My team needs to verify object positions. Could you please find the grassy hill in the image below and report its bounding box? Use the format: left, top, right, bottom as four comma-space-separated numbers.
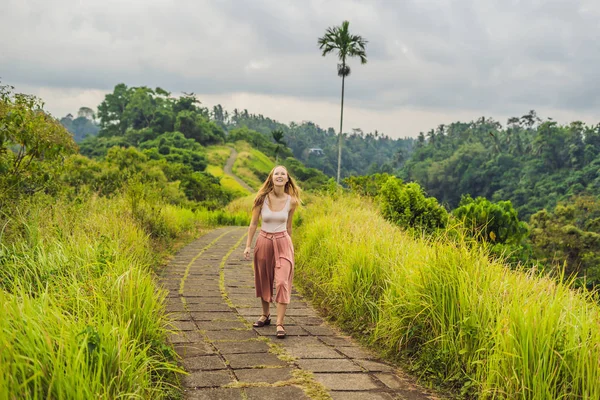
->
205, 145, 252, 196
231, 140, 276, 189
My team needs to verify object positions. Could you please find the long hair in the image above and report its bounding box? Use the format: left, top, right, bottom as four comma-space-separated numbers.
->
253, 166, 301, 209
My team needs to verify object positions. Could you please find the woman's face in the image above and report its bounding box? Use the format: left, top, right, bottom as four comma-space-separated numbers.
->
272, 167, 289, 187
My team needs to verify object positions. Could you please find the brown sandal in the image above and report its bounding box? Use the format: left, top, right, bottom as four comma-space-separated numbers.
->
276, 324, 286, 339
253, 314, 271, 327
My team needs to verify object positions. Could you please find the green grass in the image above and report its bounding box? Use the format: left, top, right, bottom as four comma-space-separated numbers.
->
195, 207, 251, 227
0, 193, 249, 399
224, 195, 255, 217
206, 164, 224, 177
232, 141, 275, 189
206, 164, 250, 197
205, 145, 232, 167
205, 147, 251, 197
294, 194, 600, 399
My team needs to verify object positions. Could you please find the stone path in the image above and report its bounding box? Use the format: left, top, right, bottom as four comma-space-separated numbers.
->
224, 147, 255, 193
160, 227, 442, 400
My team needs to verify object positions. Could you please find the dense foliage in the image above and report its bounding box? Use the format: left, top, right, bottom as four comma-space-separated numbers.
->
401, 111, 600, 219
529, 195, 600, 287
0, 84, 78, 209
452, 195, 527, 246
379, 176, 448, 234
67, 84, 330, 201
80, 84, 225, 152
61, 83, 410, 189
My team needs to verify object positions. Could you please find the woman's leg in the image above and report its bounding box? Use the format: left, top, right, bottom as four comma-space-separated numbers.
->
261, 299, 270, 317
254, 235, 275, 322
274, 258, 293, 327
276, 302, 288, 326
253, 236, 275, 304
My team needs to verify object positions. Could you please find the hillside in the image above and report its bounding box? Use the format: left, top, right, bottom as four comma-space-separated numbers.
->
223, 111, 414, 178
71, 84, 330, 207
61, 85, 414, 181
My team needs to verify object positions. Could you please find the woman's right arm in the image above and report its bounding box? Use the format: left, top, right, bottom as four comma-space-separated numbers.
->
244, 206, 261, 260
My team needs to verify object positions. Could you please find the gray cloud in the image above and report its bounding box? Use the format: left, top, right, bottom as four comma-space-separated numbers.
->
1, 0, 600, 123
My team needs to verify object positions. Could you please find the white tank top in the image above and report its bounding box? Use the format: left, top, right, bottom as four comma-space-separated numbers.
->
261, 194, 291, 233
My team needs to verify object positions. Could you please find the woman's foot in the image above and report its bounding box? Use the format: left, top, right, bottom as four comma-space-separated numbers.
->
252, 314, 271, 327
276, 324, 286, 339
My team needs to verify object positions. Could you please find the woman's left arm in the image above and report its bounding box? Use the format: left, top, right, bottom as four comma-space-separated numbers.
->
286, 199, 298, 236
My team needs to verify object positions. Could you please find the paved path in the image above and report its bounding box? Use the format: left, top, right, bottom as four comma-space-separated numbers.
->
224, 147, 255, 193
160, 227, 442, 400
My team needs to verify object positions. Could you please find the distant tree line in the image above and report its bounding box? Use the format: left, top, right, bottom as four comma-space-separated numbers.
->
224, 112, 413, 179
401, 110, 600, 219
59, 106, 100, 142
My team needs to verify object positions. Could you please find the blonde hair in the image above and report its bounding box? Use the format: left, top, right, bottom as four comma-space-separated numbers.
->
253, 166, 301, 209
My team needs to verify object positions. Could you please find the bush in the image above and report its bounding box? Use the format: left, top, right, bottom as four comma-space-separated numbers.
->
379, 177, 448, 233
452, 195, 528, 245
343, 173, 394, 197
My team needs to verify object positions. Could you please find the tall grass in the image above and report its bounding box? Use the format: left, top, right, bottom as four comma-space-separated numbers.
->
294, 195, 600, 399
0, 192, 246, 399
224, 195, 255, 216
195, 207, 250, 227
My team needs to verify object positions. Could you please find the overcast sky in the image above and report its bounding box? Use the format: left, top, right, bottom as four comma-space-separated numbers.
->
2, 0, 599, 138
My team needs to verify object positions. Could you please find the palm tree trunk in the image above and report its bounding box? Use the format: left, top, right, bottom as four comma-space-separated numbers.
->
337, 71, 346, 184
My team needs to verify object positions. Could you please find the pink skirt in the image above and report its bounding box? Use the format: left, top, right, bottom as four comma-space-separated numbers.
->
253, 230, 294, 304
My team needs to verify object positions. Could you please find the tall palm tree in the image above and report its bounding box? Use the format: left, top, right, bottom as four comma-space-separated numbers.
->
318, 20, 367, 183
271, 128, 285, 163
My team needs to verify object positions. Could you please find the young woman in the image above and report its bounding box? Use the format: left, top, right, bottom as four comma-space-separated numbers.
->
243, 166, 300, 339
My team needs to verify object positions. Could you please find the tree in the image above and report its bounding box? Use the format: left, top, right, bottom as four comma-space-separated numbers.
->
393, 148, 406, 168
318, 20, 368, 183
175, 111, 224, 145
97, 83, 132, 137
0, 84, 78, 207
379, 177, 448, 234
529, 195, 600, 286
77, 106, 95, 120
60, 107, 100, 142
520, 109, 541, 129
416, 132, 426, 148
272, 129, 285, 163
453, 195, 528, 245
426, 129, 436, 146
174, 92, 202, 115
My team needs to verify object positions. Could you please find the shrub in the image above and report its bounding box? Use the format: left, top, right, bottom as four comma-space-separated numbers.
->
379, 176, 448, 233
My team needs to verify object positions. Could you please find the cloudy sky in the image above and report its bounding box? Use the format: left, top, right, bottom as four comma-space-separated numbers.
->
2, 0, 599, 138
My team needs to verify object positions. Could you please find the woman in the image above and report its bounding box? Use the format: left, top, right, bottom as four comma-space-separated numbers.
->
243, 165, 300, 339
